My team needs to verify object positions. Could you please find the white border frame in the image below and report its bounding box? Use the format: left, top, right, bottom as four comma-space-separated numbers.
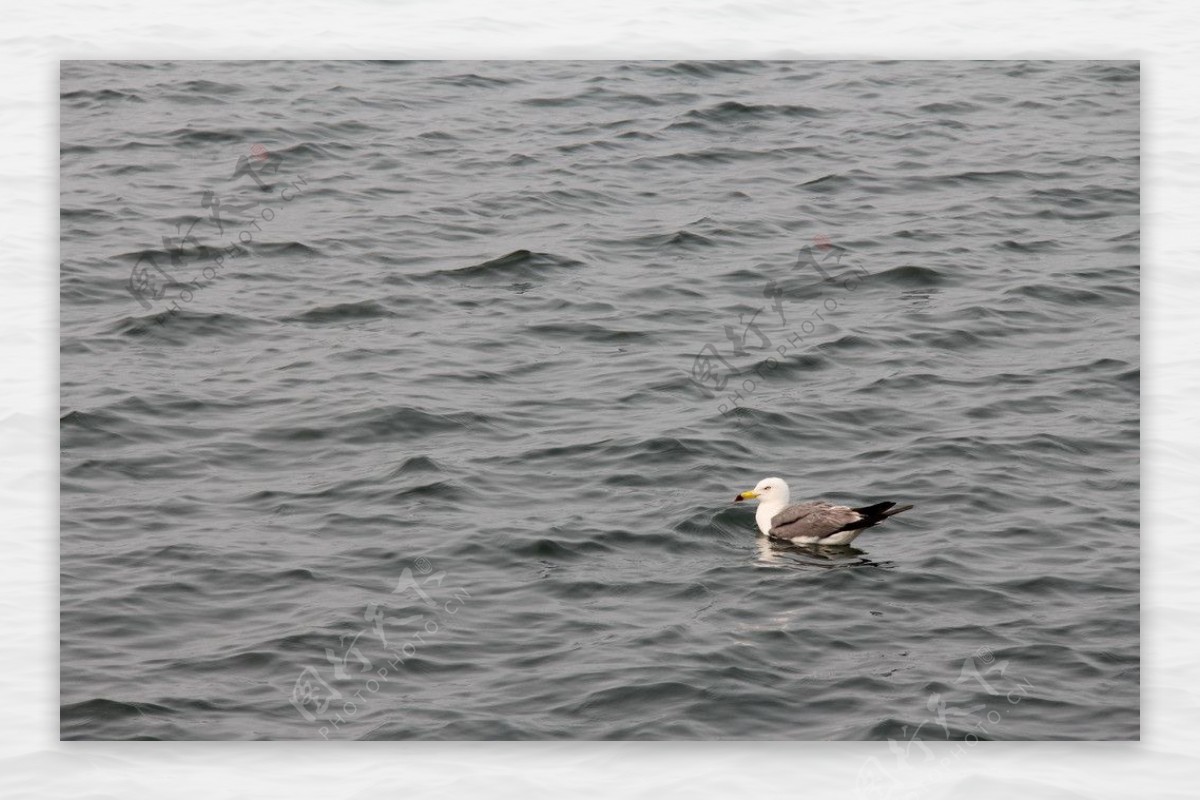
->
6, 0, 1198, 797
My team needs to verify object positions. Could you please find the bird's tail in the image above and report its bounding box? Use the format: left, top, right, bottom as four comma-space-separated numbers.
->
851, 501, 914, 519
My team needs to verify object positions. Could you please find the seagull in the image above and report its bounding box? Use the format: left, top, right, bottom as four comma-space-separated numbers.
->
733, 477, 912, 545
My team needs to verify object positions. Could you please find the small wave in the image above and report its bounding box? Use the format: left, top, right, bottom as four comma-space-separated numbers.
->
917, 100, 983, 114
252, 241, 321, 259
112, 310, 267, 340
168, 78, 245, 95
428, 249, 584, 281
61, 698, 174, 731
637, 61, 765, 79
799, 173, 855, 193
1086, 62, 1139, 83
1009, 283, 1112, 306
60, 88, 144, 104
343, 405, 497, 442
283, 300, 395, 324
388, 455, 446, 476
266, 141, 342, 160
524, 321, 655, 345
869, 264, 947, 286
431, 73, 526, 89
685, 100, 824, 122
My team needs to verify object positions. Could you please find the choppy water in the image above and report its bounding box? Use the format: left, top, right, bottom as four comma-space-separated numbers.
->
60, 60, 1139, 741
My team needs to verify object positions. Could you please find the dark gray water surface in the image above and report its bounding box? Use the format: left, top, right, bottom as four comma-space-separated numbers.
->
60, 60, 1139, 740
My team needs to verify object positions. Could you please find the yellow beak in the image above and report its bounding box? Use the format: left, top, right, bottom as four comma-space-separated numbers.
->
734, 489, 759, 502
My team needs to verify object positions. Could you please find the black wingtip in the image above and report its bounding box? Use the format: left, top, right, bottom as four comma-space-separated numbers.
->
852, 501, 897, 517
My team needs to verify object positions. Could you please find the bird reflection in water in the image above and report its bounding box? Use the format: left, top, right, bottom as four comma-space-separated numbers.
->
755, 536, 895, 570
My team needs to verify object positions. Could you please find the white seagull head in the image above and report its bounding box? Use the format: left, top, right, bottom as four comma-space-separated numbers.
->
734, 477, 792, 536
733, 477, 791, 507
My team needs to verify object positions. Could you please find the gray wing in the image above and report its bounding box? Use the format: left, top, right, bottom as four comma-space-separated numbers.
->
768, 501, 861, 541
